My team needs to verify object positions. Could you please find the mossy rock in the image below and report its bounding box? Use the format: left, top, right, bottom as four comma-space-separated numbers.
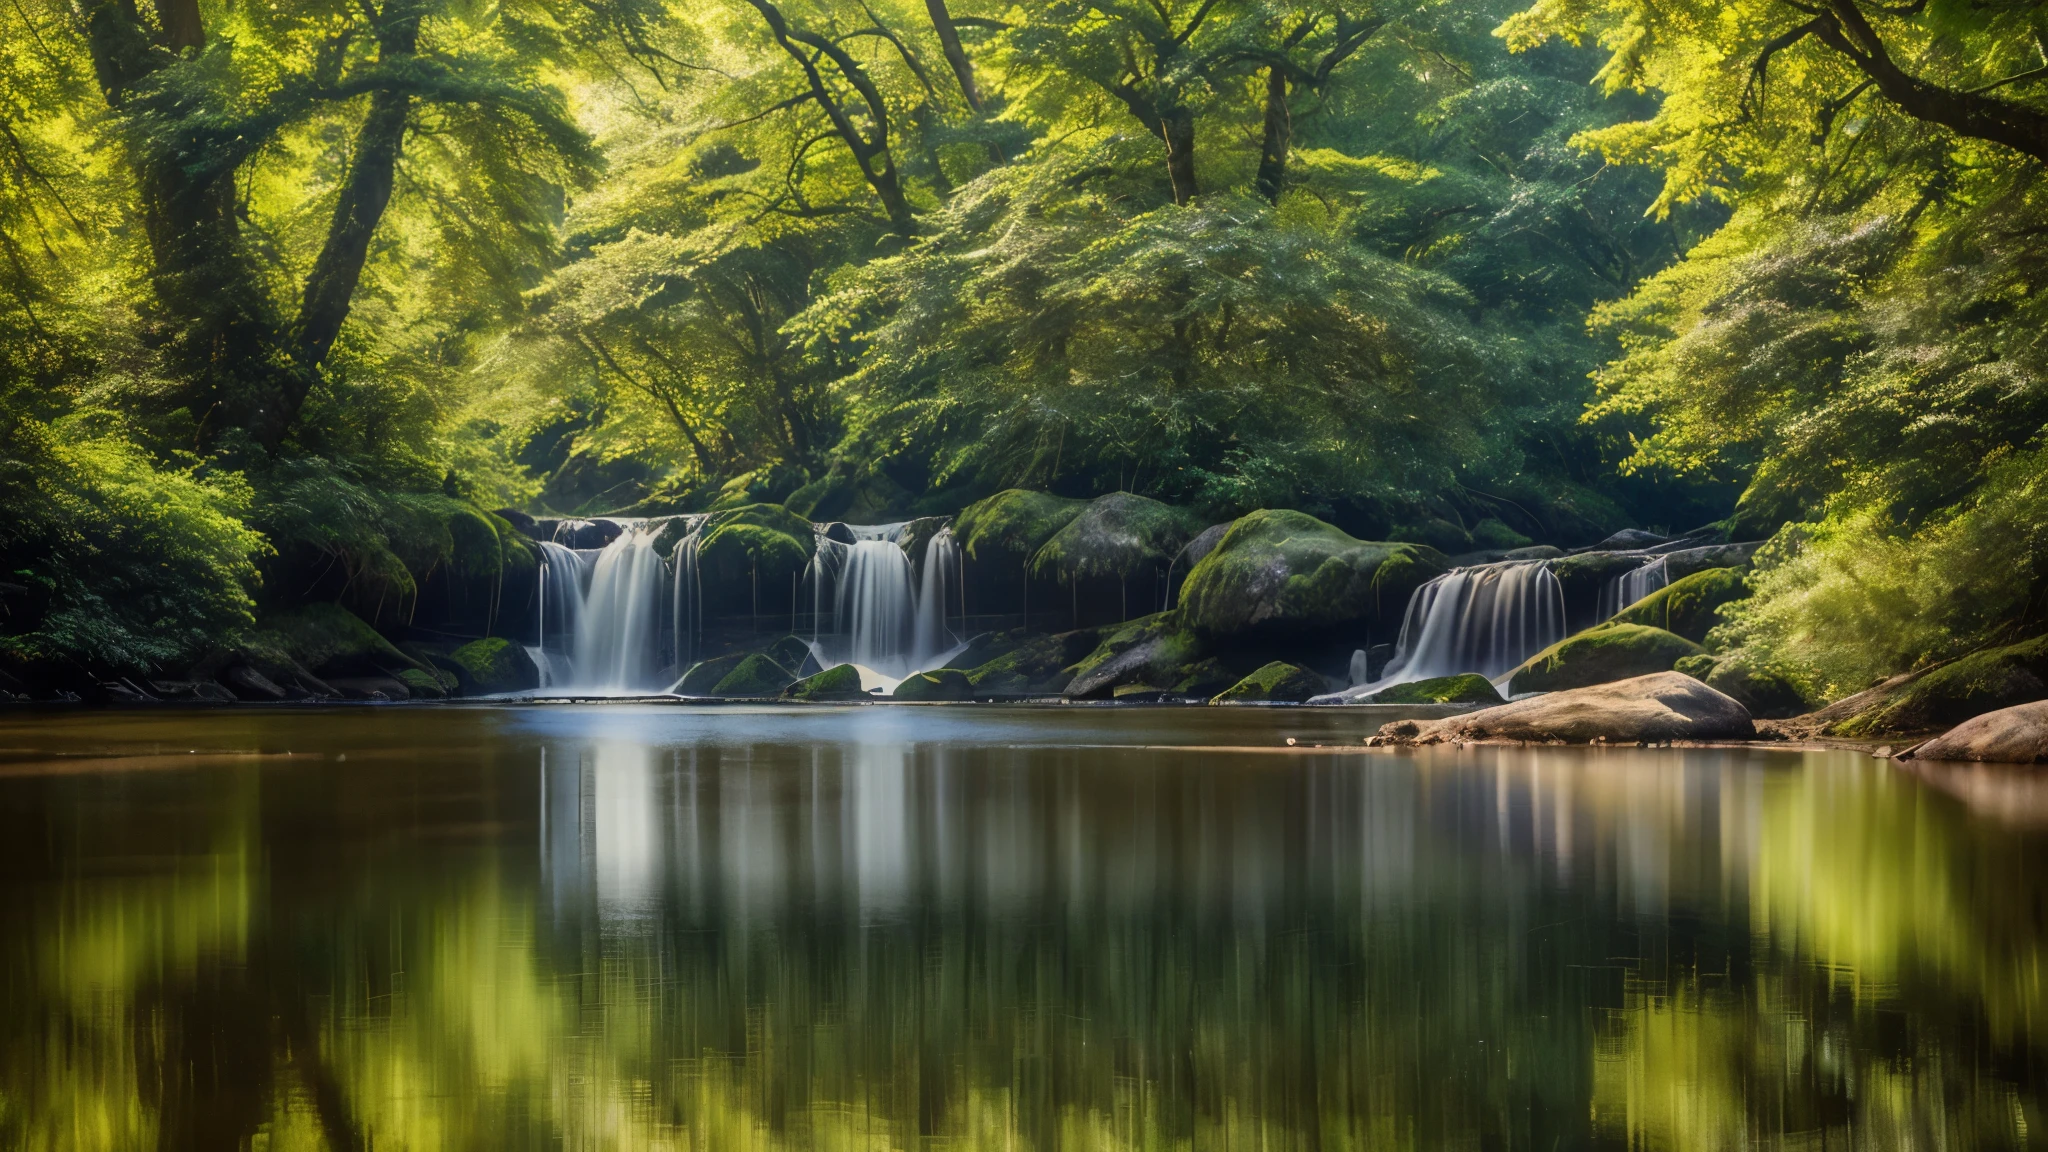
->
448, 637, 540, 694
898, 516, 953, 568
255, 603, 431, 680
1833, 635, 2048, 737
1030, 493, 1199, 581
396, 667, 452, 700
784, 663, 869, 701
1390, 517, 1473, 555
1064, 613, 1211, 700
954, 490, 1088, 562
1366, 674, 1504, 706
1506, 624, 1704, 695
1211, 662, 1330, 704
1471, 518, 1532, 550
765, 634, 815, 673
712, 653, 797, 696
1676, 654, 1810, 720
696, 504, 815, 615
675, 652, 749, 695
893, 668, 975, 701
1177, 510, 1448, 641
1608, 567, 1747, 643
965, 628, 1103, 695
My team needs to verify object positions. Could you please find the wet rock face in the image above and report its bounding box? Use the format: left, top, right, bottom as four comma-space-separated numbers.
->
1063, 613, 1209, 700
1210, 662, 1331, 704
1506, 624, 1704, 695
893, 668, 975, 701
1376, 671, 1754, 745
783, 663, 868, 701
711, 654, 796, 696
1607, 567, 1747, 643
1361, 673, 1503, 706
964, 628, 1103, 695
449, 638, 540, 695
1909, 700, 2048, 763
1176, 510, 1447, 643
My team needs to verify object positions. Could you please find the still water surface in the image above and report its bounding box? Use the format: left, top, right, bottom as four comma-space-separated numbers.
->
0, 705, 2043, 1150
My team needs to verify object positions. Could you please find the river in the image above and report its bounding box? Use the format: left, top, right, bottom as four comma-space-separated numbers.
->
0, 704, 2041, 1149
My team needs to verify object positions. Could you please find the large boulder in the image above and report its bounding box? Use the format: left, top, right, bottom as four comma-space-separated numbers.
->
964, 628, 1102, 695
953, 489, 1089, 563
1375, 672, 1754, 745
674, 652, 748, 695
1030, 493, 1198, 582
1907, 700, 2048, 763
1176, 511, 1447, 642
448, 637, 541, 694
1210, 662, 1330, 704
893, 668, 975, 701
1831, 635, 2048, 738
783, 663, 869, 701
695, 504, 816, 616
1608, 567, 1748, 643
1507, 624, 1704, 695
1674, 655, 1811, 719
712, 654, 797, 696
1063, 613, 1229, 699
1363, 674, 1504, 706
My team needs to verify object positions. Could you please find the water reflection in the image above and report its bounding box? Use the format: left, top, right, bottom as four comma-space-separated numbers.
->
0, 707, 2042, 1150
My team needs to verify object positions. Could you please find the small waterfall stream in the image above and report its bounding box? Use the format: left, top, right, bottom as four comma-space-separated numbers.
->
807, 523, 965, 685
1322, 560, 1566, 701
530, 541, 590, 689
1596, 556, 1669, 620
574, 525, 668, 692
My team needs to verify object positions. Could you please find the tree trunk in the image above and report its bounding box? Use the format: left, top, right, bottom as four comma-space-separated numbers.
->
274, 4, 421, 448
1255, 67, 1291, 204
1162, 107, 1197, 206
923, 0, 982, 111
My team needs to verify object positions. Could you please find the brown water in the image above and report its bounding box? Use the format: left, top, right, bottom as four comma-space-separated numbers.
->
0, 704, 2043, 1150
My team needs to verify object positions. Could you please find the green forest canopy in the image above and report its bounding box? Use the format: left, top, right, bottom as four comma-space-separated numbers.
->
1, 0, 2044, 698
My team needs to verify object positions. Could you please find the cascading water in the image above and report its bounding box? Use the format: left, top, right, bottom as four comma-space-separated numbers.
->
912, 528, 962, 661
573, 524, 668, 692
670, 527, 703, 680
1597, 556, 1669, 620
1322, 560, 1567, 701
529, 540, 590, 689
806, 523, 968, 685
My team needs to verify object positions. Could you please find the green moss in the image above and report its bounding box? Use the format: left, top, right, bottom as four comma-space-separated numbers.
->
1471, 518, 1532, 550
255, 602, 429, 679
1029, 493, 1199, 581
953, 489, 1088, 562
1609, 567, 1748, 642
675, 652, 748, 695
1506, 623, 1705, 695
765, 634, 814, 672
1177, 510, 1448, 640
1063, 613, 1229, 699
1366, 673, 1503, 705
696, 504, 815, 614
965, 628, 1103, 694
784, 663, 868, 700
1692, 658, 1811, 719
1833, 635, 2048, 736
1210, 661, 1329, 704
448, 637, 540, 694
893, 668, 975, 701
712, 653, 796, 696
396, 667, 452, 699
1390, 517, 1472, 554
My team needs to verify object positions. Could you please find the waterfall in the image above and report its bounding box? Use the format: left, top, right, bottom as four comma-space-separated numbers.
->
913, 528, 962, 660
1332, 561, 1566, 698
530, 541, 589, 689
807, 522, 969, 684
671, 528, 702, 679
1597, 556, 1669, 620
573, 525, 668, 692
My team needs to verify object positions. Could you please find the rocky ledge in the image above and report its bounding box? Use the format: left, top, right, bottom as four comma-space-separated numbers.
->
1367, 672, 1756, 746
1903, 700, 2048, 763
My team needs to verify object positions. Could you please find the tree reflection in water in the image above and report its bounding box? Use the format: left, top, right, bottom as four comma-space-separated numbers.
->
0, 707, 2040, 1150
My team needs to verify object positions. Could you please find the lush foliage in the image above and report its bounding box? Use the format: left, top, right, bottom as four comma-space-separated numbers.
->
1508, 0, 2048, 692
